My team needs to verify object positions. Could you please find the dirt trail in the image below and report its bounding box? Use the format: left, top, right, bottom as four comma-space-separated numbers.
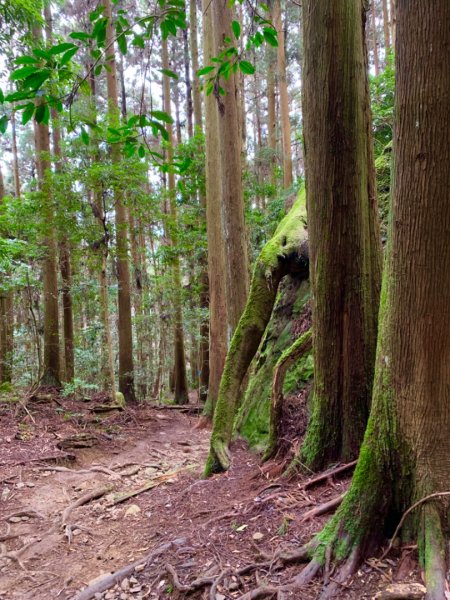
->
0, 397, 420, 600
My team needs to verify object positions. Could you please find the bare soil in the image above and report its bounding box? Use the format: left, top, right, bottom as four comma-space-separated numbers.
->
0, 393, 422, 600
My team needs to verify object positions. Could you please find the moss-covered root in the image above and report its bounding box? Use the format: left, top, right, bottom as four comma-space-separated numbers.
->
204, 194, 309, 477
264, 328, 312, 461
420, 504, 446, 600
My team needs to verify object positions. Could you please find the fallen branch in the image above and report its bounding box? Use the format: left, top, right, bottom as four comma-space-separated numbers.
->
300, 493, 346, 523
35, 465, 121, 480
71, 538, 187, 600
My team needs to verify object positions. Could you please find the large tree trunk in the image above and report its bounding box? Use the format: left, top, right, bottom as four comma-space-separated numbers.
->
213, 0, 249, 335
205, 194, 309, 476
303, 5, 450, 599
34, 22, 61, 388
161, 36, 189, 405
300, 0, 381, 469
202, 0, 228, 414
0, 166, 13, 385
103, 0, 135, 402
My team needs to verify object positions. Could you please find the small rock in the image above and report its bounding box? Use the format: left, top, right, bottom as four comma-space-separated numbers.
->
134, 564, 145, 573
21, 516, 30, 521
26, 482, 35, 488
130, 586, 142, 593
16, 482, 25, 489
121, 578, 130, 591
120, 594, 128, 600
125, 504, 141, 517
129, 577, 138, 584
252, 532, 264, 541
72, 528, 82, 536
9, 516, 22, 523
1, 487, 10, 501
94, 594, 103, 599
104, 593, 114, 600
216, 594, 226, 600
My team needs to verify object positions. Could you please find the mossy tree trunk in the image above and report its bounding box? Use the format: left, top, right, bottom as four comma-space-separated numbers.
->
0, 166, 13, 385
301, 0, 381, 470
305, 5, 450, 598
205, 195, 309, 476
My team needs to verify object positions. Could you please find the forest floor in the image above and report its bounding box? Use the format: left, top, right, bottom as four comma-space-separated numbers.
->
0, 391, 423, 600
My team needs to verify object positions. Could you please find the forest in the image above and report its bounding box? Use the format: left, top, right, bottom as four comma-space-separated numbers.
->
0, 0, 449, 599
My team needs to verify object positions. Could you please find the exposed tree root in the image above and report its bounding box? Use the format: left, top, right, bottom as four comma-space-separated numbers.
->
421, 504, 446, 600
72, 538, 187, 600
61, 484, 112, 528
35, 465, 121, 479
237, 586, 279, 599
265, 328, 312, 460
300, 460, 357, 490
300, 493, 346, 523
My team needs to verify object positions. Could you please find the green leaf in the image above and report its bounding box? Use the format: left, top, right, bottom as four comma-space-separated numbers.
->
93, 17, 108, 45
239, 60, 255, 75
10, 66, 39, 81
14, 56, 37, 65
21, 103, 35, 125
138, 145, 146, 158
197, 65, 215, 76
160, 68, 179, 79
33, 48, 51, 60
0, 115, 8, 134
263, 27, 278, 47
231, 20, 241, 39
117, 33, 127, 55
60, 47, 78, 66
94, 65, 103, 76
49, 43, 77, 55
70, 31, 92, 41
80, 127, 90, 145
89, 6, 105, 21
0, 89, 3, 103
132, 35, 145, 49
35, 103, 49, 125
151, 110, 174, 124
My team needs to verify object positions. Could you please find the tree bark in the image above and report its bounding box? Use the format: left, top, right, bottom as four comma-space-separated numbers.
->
308, 6, 450, 598
202, 0, 228, 413
301, 0, 381, 469
45, 4, 75, 383
371, 0, 380, 75
382, 0, 391, 53
0, 166, 13, 384
161, 36, 189, 405
273, 0, 293, 189
10, 109, 21, 199
34, 22, 61, 388
267, 46, 277, 188
213, 0, 250, 336
103, 0, 135, 402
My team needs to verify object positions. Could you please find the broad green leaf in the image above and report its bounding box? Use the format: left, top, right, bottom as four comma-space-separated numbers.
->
49, 43, 77, 55
60, 47, 78, 66
14, 56, 37, 65
117, 33, 127, 55
231, 20, 241, 39
10, 66, 39, 81
35, 103, 49, 125
138, 145, 146, 158
197, 66, 215, 76
21, 103, 35, 125
263, 27, 278, 47
80, 128, 90, 145
239, 60, 255, 75
0, 115, 8, 134
70, 31, 92, 41
160, 68, 179, 79
151, 110, 174, 124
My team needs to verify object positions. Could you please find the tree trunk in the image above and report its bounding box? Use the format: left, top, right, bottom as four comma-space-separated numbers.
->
371, 0, 380, 75
213, 0, 250, 336
267, 46, 277, 188
202, 0, 228, 413
205, 194, 309, 475
0, 166, 13, 384
161, 36, 189, 405
382, 0, 391, 53
103, 0, 135, 402
273, 0, 293, 189
301, 0, 382, 469
88, 67, 116, 396
34, 22, 61, 388
44, 4, 75, 384
307, 6, 450, 598
10, 109, 21, 199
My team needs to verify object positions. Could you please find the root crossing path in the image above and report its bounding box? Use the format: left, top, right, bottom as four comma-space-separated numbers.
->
0, 399, 422, 600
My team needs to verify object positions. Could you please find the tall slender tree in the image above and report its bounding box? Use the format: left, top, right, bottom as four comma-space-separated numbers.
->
103, 0, 135, 402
